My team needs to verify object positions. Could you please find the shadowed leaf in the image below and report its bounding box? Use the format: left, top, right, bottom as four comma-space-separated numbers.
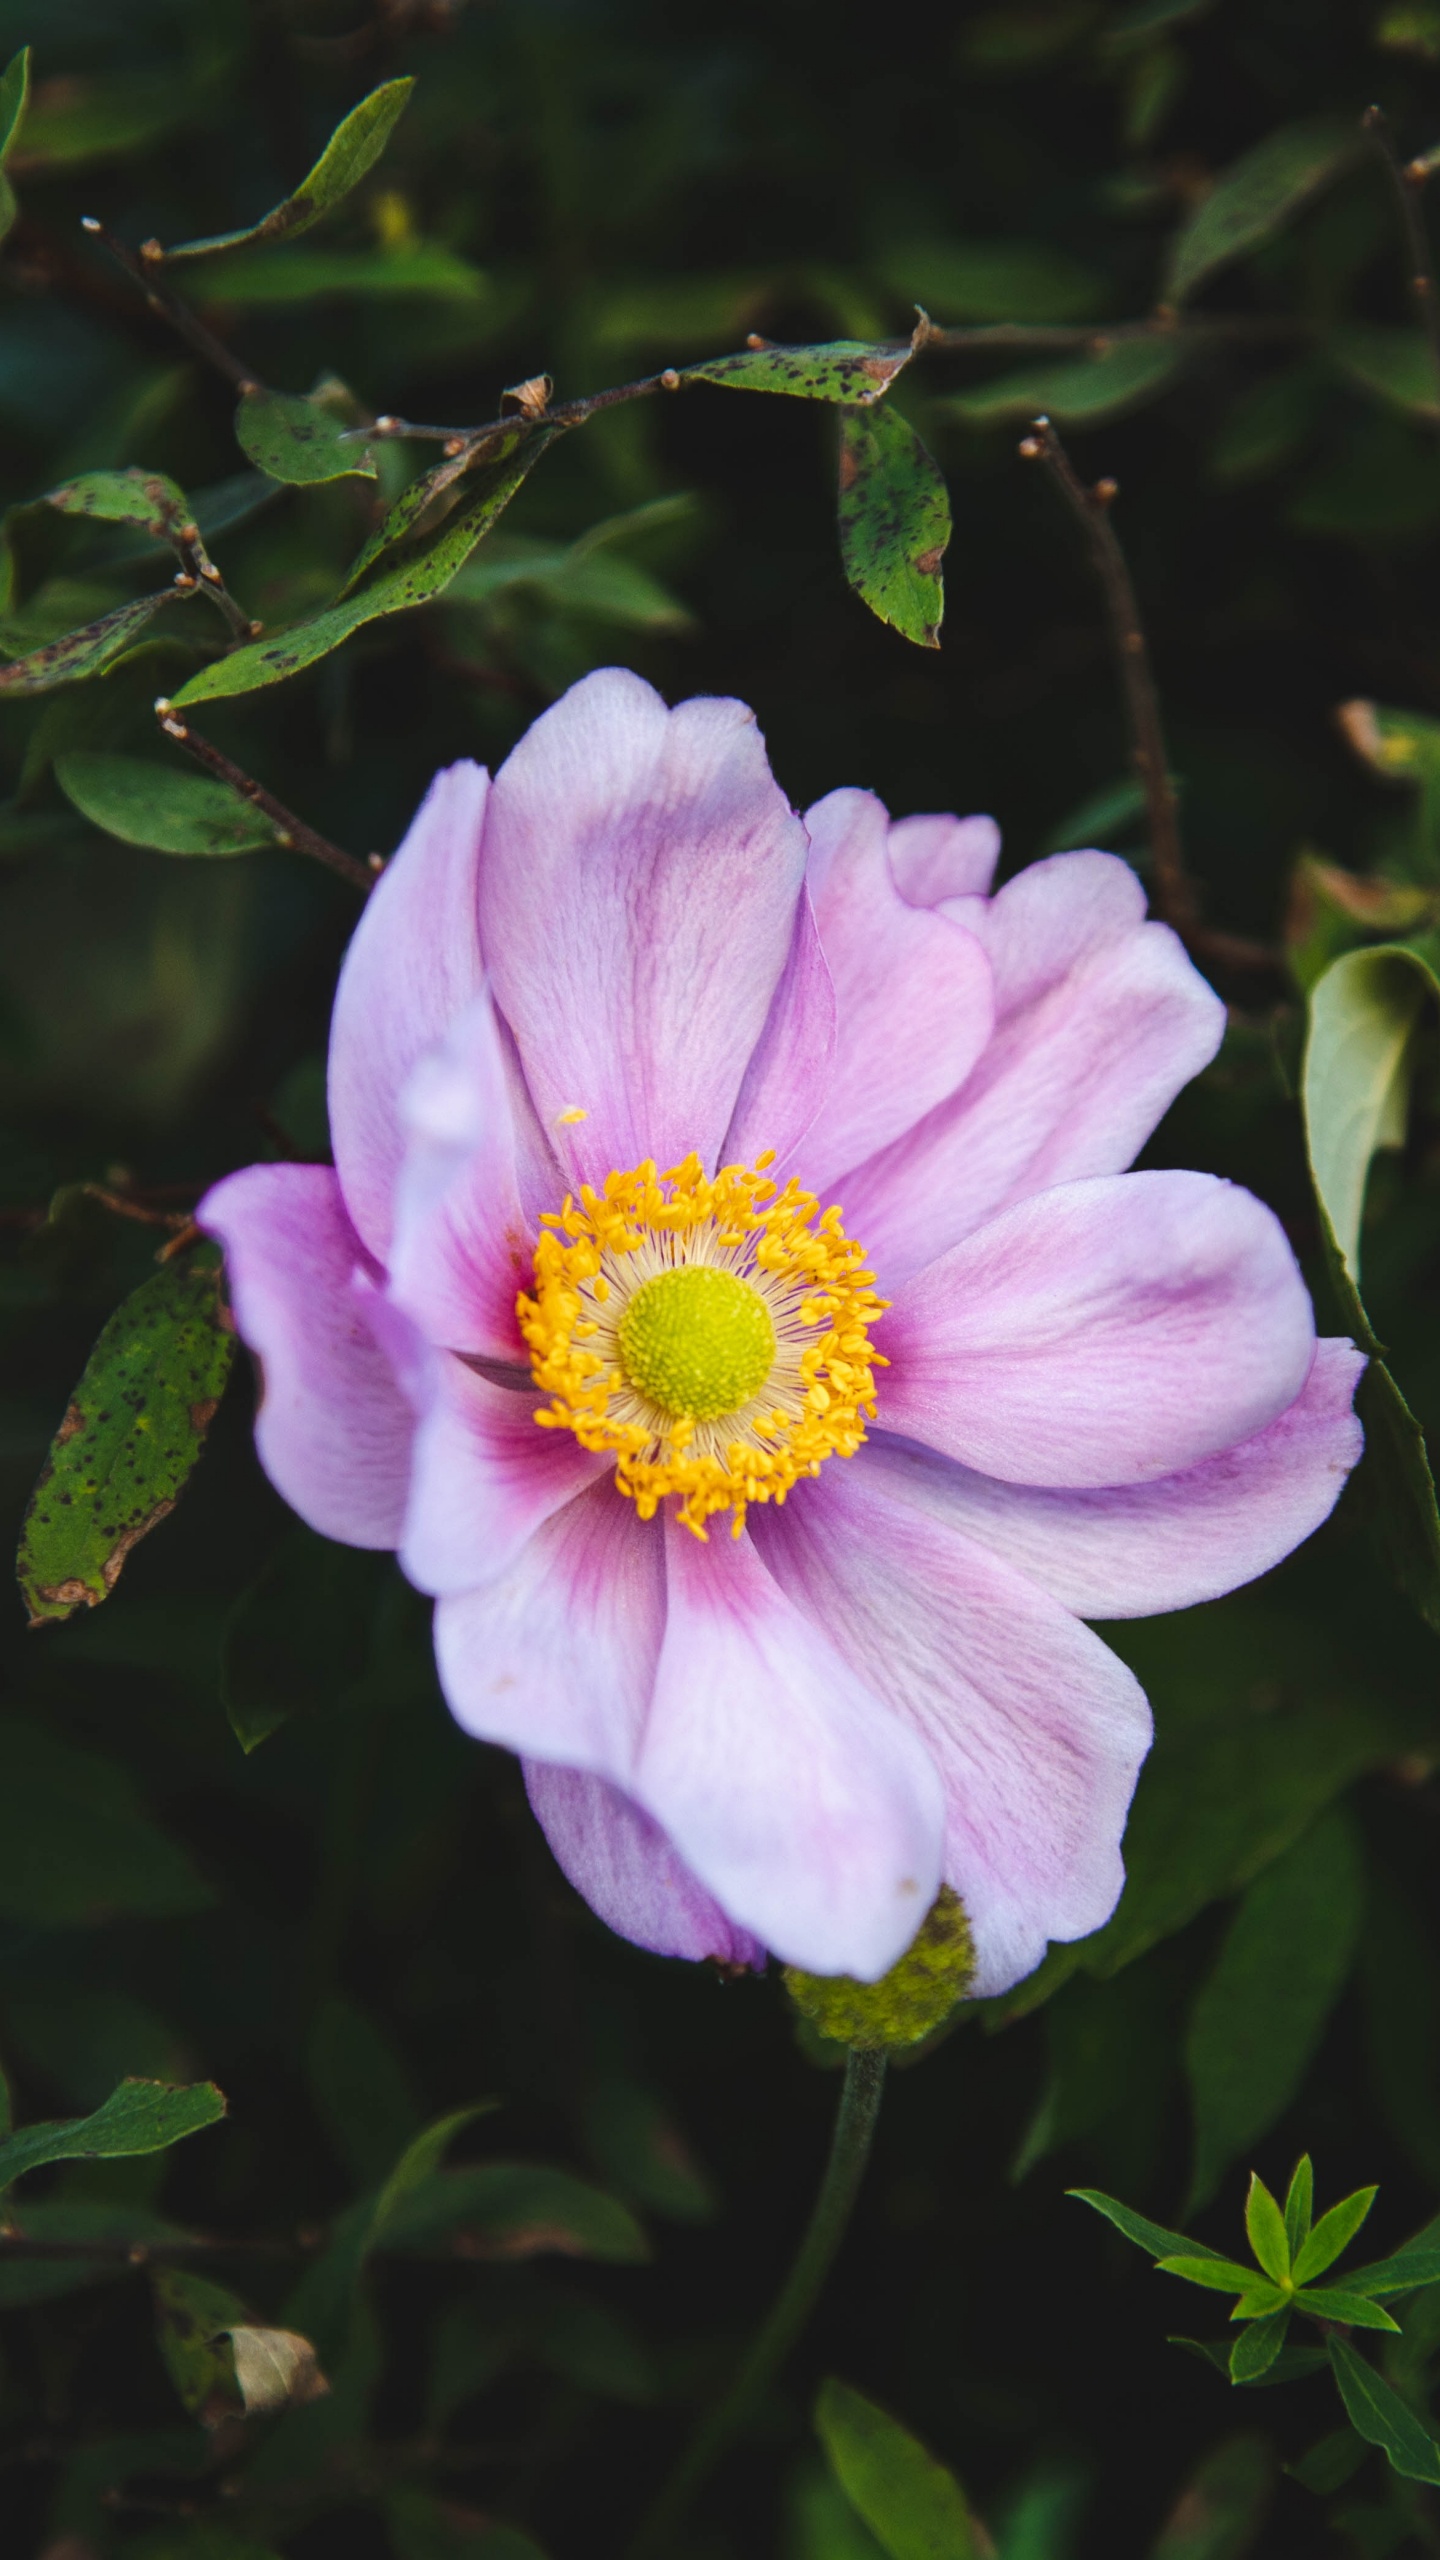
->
1165, 119, 1361, 304
1328, 2337, 1440, 2483
235, 387, 376, 487
816, 2377, 980, 2559
56, 752, 277, 855
1148, 2433, 1274, 2556
1330, 324, 1440, 422
0, 2079, 226, 2190
942, 337, 1186, 428
0, 1719, 211, 1925
0, 589, 187, 693
0, 47, 29, 240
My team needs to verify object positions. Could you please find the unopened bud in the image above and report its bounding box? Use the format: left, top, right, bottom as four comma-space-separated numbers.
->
784, 1886, 975, 2052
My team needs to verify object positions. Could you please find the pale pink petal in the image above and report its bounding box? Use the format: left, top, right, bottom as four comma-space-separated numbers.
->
388, 989, 533, 1363
478, 668, 809, 1187
524, 1762, 765, 1967
199, 1164, 413, 1548
841, 852, 1225, 1286
399, 1359, 605, 1597
887, 810, 1000, 905
328, 762, 489, 1257
794, 791, 994, 1194
434, 1480, 662, 1775
752, 1460, 1153, 1998
722, 891, 836, 1173
632, 1519, 945, 1978
863, 1339, 1364, 1619
878, 1170, 1315, 1488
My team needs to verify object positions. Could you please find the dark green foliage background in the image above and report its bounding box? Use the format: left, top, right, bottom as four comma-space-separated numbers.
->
7, 2, 1440, 2555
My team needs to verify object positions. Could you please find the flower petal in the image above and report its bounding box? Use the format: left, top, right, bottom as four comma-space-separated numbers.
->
887, 810, 1000, 905
842, 852, 1225, 1286
199, 1163, 413, 1547
722, 889, 836, 1173
328, 761, 489, 1258
388, 988, 535, 1362
633, 1517, 945, 1978
878, 1170, 1316, 1488
434, 1479, 663, 1775
400, 1358, 606, 1596
864, 1339, 1364, 1618
795, 790, 995, 1194
478, 668, 809, 1186
523, 1761, 765, 1967
752, 1458, 1153, 1998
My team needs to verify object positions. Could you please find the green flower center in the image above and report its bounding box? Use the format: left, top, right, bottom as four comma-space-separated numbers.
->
617, 1264, 777, 1422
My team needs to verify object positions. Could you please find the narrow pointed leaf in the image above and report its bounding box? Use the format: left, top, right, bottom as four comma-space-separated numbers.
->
1230, 2283, 1290, 2318
0, 2079, 225, 2190
1155, 2255, 1261, 2291
1246, 2173, 1292, 2283
943, 336, 1186, 428
1230, 2309, 1291, 2382
0, 47, 30, 242
1328, 2337, 1440, 2484
155, 79, 415, 262
235, 387, 376, 486
1284, 2157, 1314, 2259
1069, 2190, 1225, 2263
816, 2377, 980, 2558
0, 588, 183, 693
836, 402, 948, 649
338, 428, 526, 594
1343, 2236, 1440, 2299
1165, 117, 1362, 304
1291, 2185, 1377, 2284
1295, 2286, 1400, 2330
55, 751, 277, 855
686, 337, 916, 404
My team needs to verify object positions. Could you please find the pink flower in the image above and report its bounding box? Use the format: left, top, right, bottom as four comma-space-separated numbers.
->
201, 670, 1362, 1996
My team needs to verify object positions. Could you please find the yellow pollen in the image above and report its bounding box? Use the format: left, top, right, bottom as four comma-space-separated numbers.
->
516, 1151, 888, 1538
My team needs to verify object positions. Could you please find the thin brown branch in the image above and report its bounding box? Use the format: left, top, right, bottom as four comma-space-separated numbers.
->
79, 1185, 193, 1232
79, 219, 266, 397
363, 364, 677, 457
1363, 105, 1440, 420
152, 705, 376, 895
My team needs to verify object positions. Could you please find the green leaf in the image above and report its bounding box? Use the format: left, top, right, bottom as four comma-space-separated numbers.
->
942, 337, 1186, 428
1183, 1810, 1364, 2212
377, 2162, 650, 2264
17, 1255, 235, 1623
0, 2197, 188, 2308
1068, 2189, 1224, 2263
46, 468, 190, 540
1230, 2284, 1290, 2319
872, 238, 1105, 322
337, 430, 525, 594
234, 387, 376, 487
388, 2488, 550, 2560
1285, 2426, 1367, 2494
1284, 2158, 1314, 2260
1245, 2176, 1291, 2285
307, 1996, 421, 2193
1343, 2239, 1440, 2299
1230, 2311, 1290, 2383
0, 589, 187, 694
221, 1528, 385, 1751
197, 243, 489, 306
1330, 324, 1440, 423
686, 337, 917, 404
0, 2078, 226, 2191
815, 2377, 981, 2559
1155, 2256, 1266, 2293
582, 2076, 715, 2224
1327, 2336, 1440, 2484
1291, 2185, 1377, 2284
789, 2460, 891, 2560
0, 1719, 212, 1925
156, 79, 415, 263
1164, 118, 1362, 304
55, 753, 277, 856
0, 47, 29, 242
1296, 2285, 1400, 2329
171, 434, 555, 705
836, 403, 948, 649
151, 2269, 248, 2422
1148, 2434, 1275, 2556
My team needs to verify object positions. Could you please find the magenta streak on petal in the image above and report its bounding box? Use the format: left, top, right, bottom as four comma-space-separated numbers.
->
328, 760, 489, 1259
478, 667, 809, 1187
399, 1352, 607, 1598
878, 1169, 1315, 1489
751, 1458, 1152, 2000
388, 987, 533, 1363
722, 888, 836, 1175
862, 1337, 1364, 1620
887, 809, 1000, 905
631, 1516, 945, 1980
524, 1761, 766, 1967
198, 1162, 413, 1548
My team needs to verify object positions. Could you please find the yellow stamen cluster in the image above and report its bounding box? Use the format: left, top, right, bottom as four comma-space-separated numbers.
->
516, 1151, 887, 1538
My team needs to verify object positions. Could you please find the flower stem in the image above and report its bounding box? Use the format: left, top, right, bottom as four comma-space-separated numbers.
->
626, 2044, 887, 2559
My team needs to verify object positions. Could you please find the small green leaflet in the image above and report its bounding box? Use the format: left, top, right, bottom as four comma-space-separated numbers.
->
0, 588, 188, 694
943, 337, 1186, 428
152, 79, 415, 263
686, 337, 917, 404
1292, 2184, 1377, 2284
171, 434, 555, 704
0, 2079, 226, 2191
1284, 2155, 1314, 2261
1244, 2173, 1290, 2285
18, 1254, 234, 1624
235, 386, 377, 487
1164, 117, 1362, 304
0, 47, 29, 243
815, 2378, 980, 2560
1328, 2337, 1440, 2486
56, 752, 278, 855
837, 404, 949, 650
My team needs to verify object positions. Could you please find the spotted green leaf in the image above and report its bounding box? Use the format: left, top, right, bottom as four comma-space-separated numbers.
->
942, 336, 1186, 428
816, 2377, 981, 2560
338, 427, 525, 593
55, 752, 277, 855
234, 386, 376, 486
0, 2079, 226, 2192
1165, 118, 1362, 305
686, 338, 916, 404
17, 1255, 235, 1623
0, 588, 187, 693
155, 79, 414, 262
171, 433, 555, 704
45, 467, 190, 538
1328, 2337, 1440, 2484
836, 403, 948, 650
